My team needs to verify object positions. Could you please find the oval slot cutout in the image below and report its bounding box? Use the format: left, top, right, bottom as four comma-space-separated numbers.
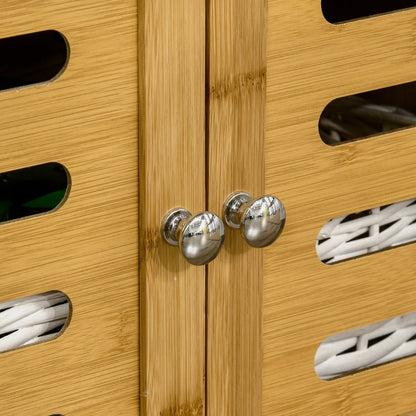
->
0, 291, 71, 354
0, 30, 69, 92
320, 81, 416, 145
0, 162, 70, 224
322, 0, 416, 24
315, 310, 416, 380
317, 197, 416, 264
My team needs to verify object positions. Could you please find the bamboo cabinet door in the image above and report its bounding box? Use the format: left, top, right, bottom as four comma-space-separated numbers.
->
207, 1, 416, 416
0, 0, 205, 414
0, 1, 139, 415
264, 2, 416, 416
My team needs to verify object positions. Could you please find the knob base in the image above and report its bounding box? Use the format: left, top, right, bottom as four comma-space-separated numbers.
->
161, 208, 191, 246
223, 192, 252, 228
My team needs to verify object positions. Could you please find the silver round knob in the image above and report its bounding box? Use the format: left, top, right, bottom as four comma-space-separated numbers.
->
223, 192, 285, 248
161, 208, 225, 266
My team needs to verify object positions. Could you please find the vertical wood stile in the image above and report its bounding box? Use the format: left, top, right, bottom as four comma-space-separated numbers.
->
138, 1, 206, 415
207, 1, 266, 415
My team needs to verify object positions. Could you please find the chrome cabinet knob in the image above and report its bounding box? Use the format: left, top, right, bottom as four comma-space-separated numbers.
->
223, 192, 285, 248
161, 208, 225, 265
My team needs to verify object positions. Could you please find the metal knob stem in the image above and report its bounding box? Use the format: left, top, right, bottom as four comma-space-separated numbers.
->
162, 208, 225, 266
223, 192, 285, 248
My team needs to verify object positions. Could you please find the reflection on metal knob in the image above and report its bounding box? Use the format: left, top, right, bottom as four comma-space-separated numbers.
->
223, 192, 285, 248
161, 208, 225, 266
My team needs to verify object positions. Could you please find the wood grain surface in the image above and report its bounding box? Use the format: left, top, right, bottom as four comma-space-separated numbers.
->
264, 2, 416, 415
138, 1, 206, 415
0, 1, 139, 415
207, 1, 266, 415
6, 2, 416, 415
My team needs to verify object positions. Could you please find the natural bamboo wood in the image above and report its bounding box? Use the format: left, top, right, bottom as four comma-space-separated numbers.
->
0, 1, 139, 415
138, 1, 206, 415
207, 1, 266, 415
264, 2, 416, 415
6, 2, 416, 415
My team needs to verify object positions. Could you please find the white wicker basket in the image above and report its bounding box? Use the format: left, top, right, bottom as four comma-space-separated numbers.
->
315, 312, 416, 380
317, 198, 416, 264
0, 291, 69, 353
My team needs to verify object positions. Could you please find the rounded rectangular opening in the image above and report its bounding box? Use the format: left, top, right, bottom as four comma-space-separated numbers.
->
0, 162, 70, 224
0, 30, 69, 92
317, 197, 416, 264
320, 81, 416, 145
315, 310, 416, 380
0, 291, 71, 354
322, 0, 416, 24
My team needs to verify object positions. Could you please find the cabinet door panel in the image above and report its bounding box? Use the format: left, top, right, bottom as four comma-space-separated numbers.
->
0, 1, 139, 414
1, 1, 207, 415
264, 2, 416, 415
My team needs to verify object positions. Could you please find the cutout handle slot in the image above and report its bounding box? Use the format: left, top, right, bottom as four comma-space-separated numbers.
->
322, 0, 416, 24
320, 81, 416, 145
0, 162, 70, 224
0, 30, 69, 92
